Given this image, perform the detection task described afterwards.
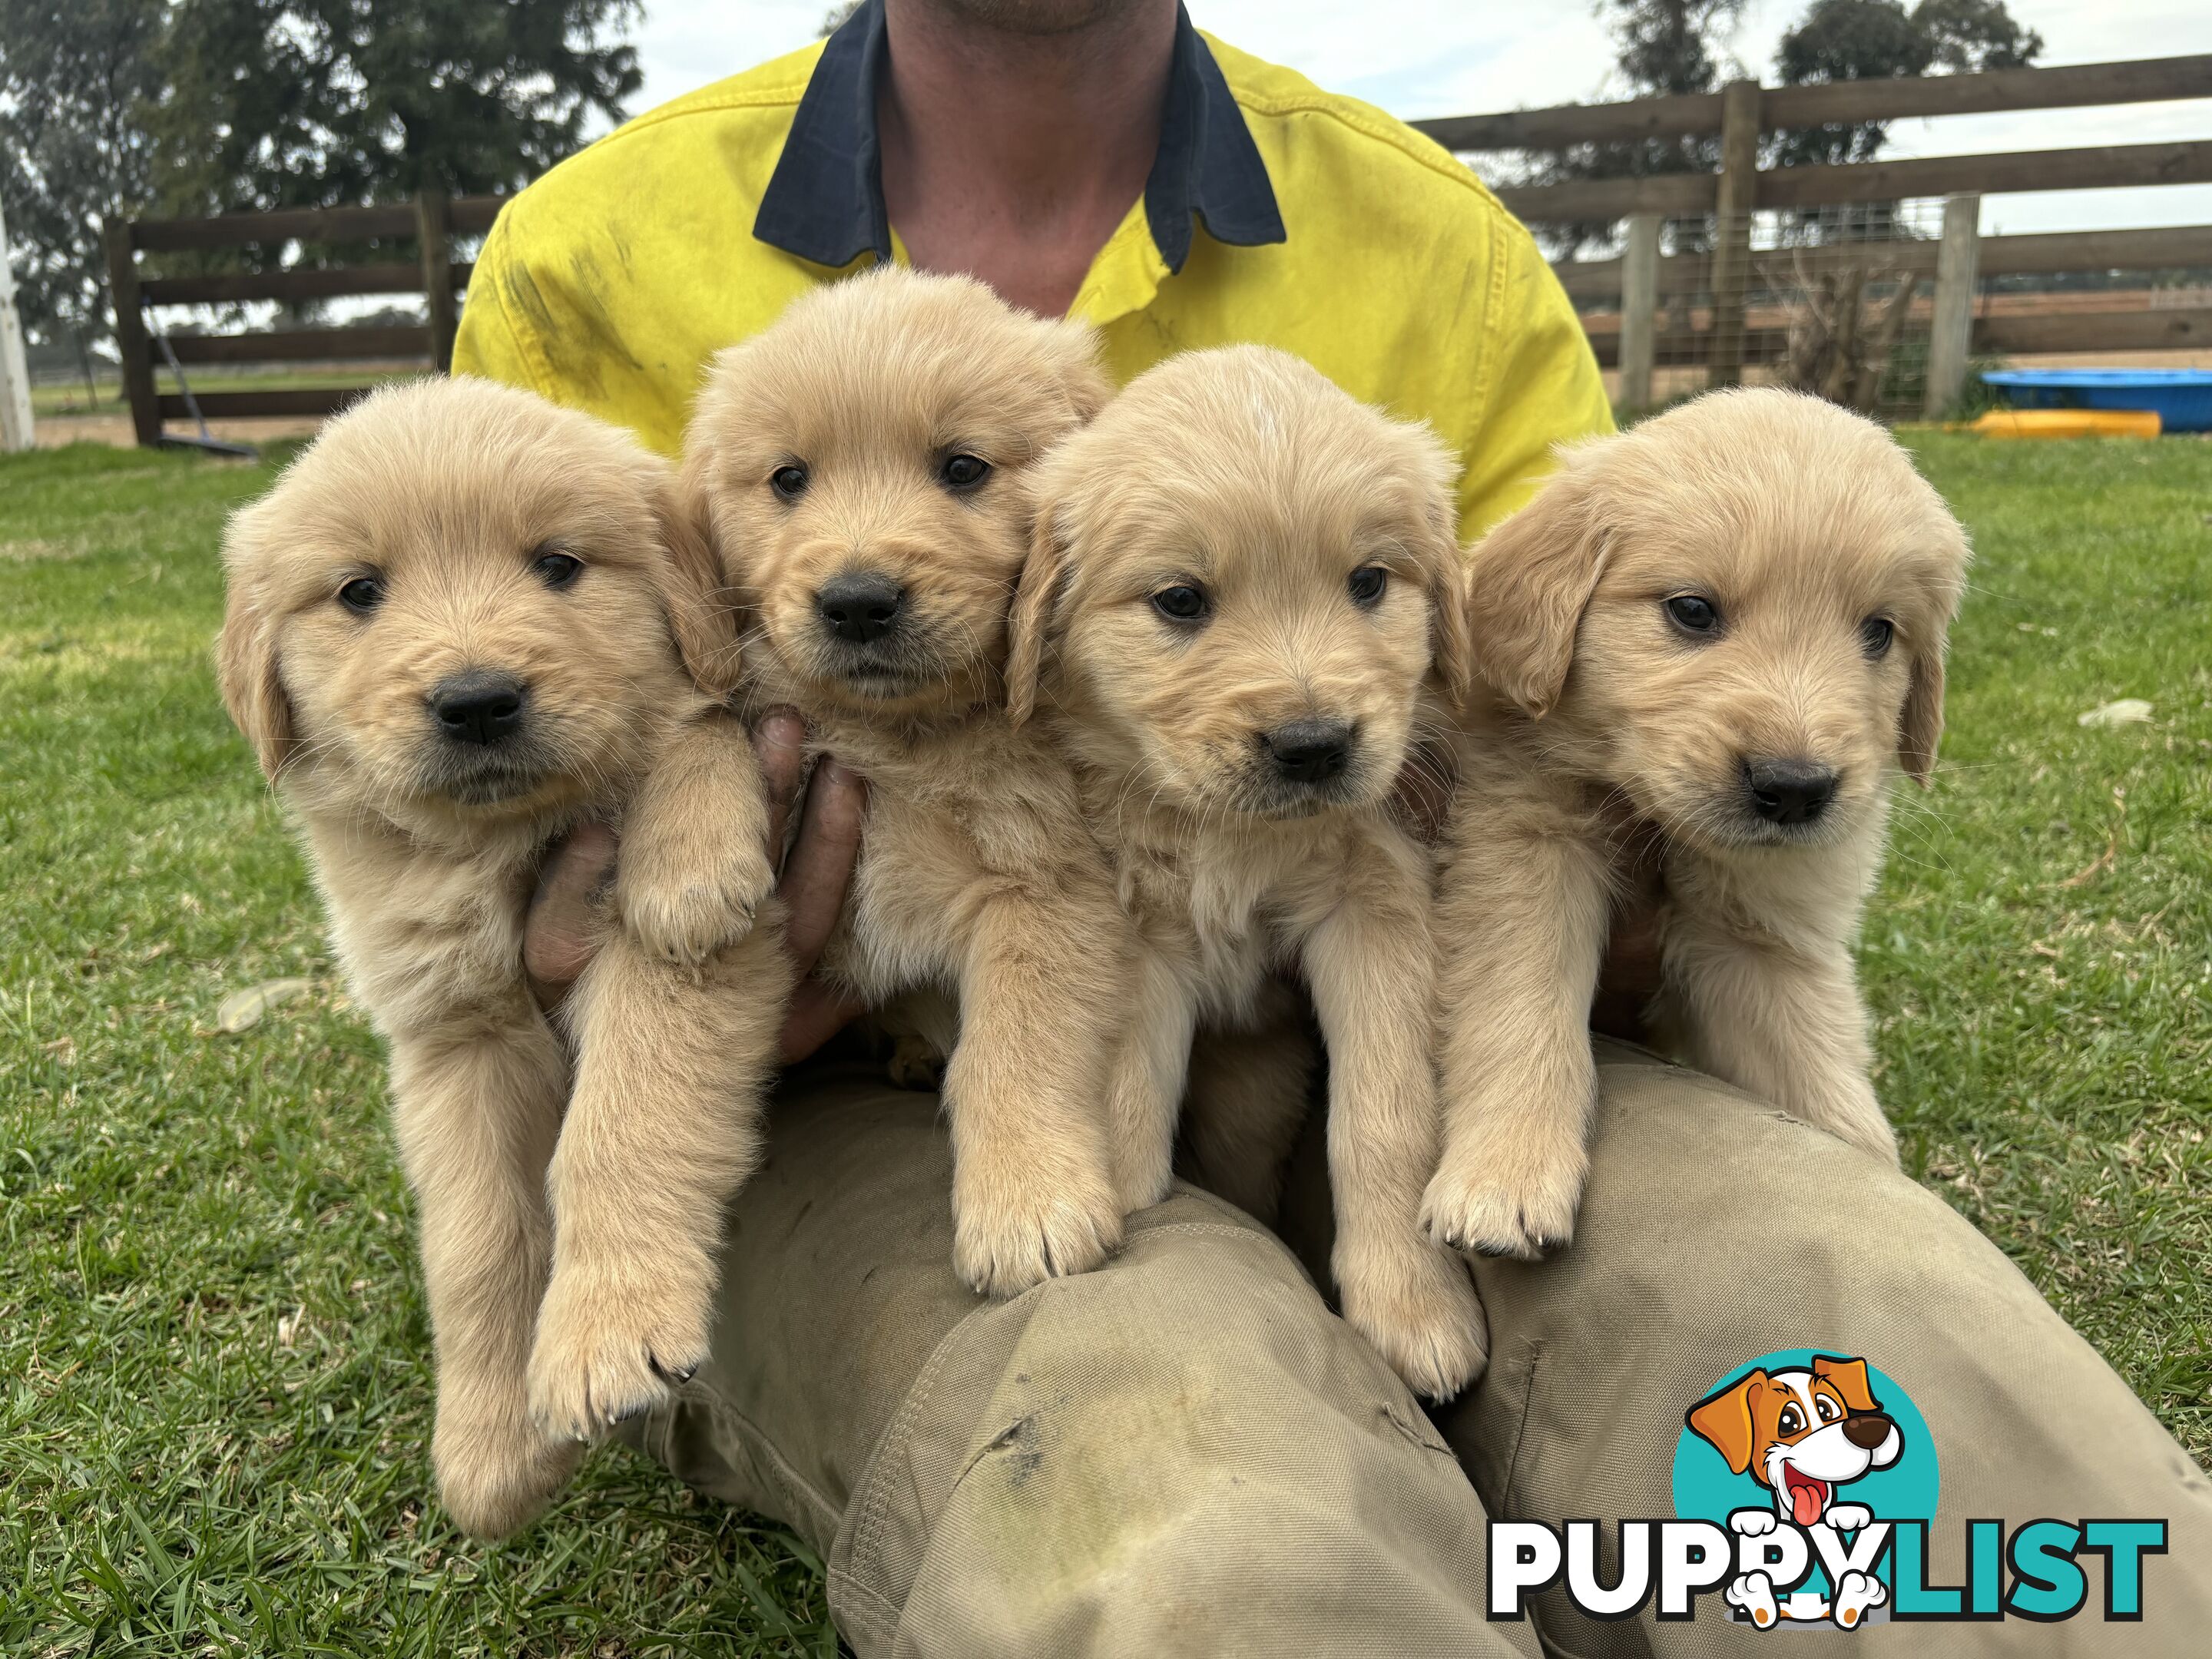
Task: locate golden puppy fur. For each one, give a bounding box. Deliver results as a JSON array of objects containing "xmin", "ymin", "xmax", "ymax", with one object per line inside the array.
[
  {"xmin": 218, "ymin": 379, "xmax": 791, "ymax": 1538},
  {"xmin": 1010, "ymin": 345, "xmax": 1489, "ymax": 1399},
  {"xmin": 684, "ymin": 267, "xmax": 1133, "ymax": 1296},
  {"xmin": 1423, "ymin": 389, "xmax": 1970, "ymax": 1260}
]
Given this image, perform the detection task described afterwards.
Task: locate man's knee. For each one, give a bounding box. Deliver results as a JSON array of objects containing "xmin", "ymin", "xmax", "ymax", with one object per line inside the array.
[{"xmin": 830, "ymin": 1193, "xmax": 1525, "ymax": 1656}]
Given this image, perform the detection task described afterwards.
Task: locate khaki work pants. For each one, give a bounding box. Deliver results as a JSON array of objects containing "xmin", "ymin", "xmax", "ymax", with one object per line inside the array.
[{"xmin": 627, "ymin": 1041, "xmax": 2212, "ymax": 1657}]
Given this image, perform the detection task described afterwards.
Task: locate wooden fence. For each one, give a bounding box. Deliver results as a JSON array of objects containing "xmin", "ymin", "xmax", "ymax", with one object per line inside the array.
[
  {"xmin": 1410, "ymin": 51, "xmax": 2212, "ymax": 412},
  {"xmin": 100, "ymin": 54, "xmax": 2212, "ymax": 442},
  {"xmin": 101, "ymin": 190, "xmax": 503, "ymax": 447}
]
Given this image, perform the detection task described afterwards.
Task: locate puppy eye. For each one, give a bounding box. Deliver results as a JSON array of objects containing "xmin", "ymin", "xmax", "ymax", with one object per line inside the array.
[
  {"xmin": 1664, "ymin": 594, "xmax": 1720, "ymax": 637},
  {"xmin": 770, "ymin": 463, "xmax": 810, "ymax": 501},
  {"xmin": 939, "ymin": 453, "xmax": 992, "ymax": 492},
  {"xmin": 533, "ymin": 551, "xmax": 584, "ymax": 591},
  {"xmin": 1860, "ymin": 616, "xmax": 1895, "ymax": 659},
  {"xmin": 1150, "ymin": 583, "xmax": 1211, "ymax": 624},
  {"xmin": 1347, "ymin": 565, "xmax": 1389, "ymax": 608},
  {"xmin": 337, "ymin": 575, "xmax": 386, "ymax": 615},
  {"xmin": 1778, "ymin": 1406, "xmax": 1801, "ymax": 1435},
  {"xmin": 1817, "ymin": 1396, "xmax": 1840, "ymax": 1422}
]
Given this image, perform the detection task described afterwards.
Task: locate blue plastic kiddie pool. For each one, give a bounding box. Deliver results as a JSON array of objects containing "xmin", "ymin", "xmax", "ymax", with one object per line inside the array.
[{"xmin": 1980, "ymin": 369, "xmax": 2212, "ymax": 433}]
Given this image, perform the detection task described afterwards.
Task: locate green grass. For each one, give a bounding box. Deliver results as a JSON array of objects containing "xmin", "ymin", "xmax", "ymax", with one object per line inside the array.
[
  {"xmin": 1, "ymin": 445, "xmax": 833, "ymax": 1656},
  {"xmin": 2, "ymin": 432, "xmax": 2208, "ymax": 1652}
]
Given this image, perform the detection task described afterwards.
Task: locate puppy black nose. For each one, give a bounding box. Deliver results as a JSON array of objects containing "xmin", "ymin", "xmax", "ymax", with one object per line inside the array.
[
  {"xmin": 1743, "ymin": 758, "xmax": 1837, "ymax": 826},
  {"xmin": 1843, "ymin": 1412, "xmax": 1893, "ymax": 1450},
  {"xmin": 1262, "ymin": 719, "xmax": 1356, "ymax": 786},
  {"xmin": 816, "ymin": 572, "xmax": 906, "ymax": 644},
  {"xmin": 430, "ymin": 671, "xmax": 527, "ymax": 747}
]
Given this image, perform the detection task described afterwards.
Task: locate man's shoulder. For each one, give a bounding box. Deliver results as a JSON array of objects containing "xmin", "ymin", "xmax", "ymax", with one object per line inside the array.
[
  {"xmin": 1204, "ymin": 33, "xmax": 1514, "ymax": 231},
  {"xmin": 492, "ymin": 40, "xmax": 825, "ymax": 242}
]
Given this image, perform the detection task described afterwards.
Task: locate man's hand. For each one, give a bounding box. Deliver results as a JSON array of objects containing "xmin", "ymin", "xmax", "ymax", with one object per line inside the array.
[{"xmin": 525, "ymin": 710, "xmax": 869, "ymax": 1063}]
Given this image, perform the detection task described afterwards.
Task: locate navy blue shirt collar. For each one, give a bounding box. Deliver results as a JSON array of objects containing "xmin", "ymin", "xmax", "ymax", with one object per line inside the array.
[{"xmin": 754, "ymin": 0, "xmax": 1284, "ymax": 274}]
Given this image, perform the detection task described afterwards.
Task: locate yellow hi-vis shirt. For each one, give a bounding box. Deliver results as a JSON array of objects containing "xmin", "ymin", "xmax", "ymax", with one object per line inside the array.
[{"xmin": 453, "ymin": 0, "xmax": 1612, "ymax": 538}]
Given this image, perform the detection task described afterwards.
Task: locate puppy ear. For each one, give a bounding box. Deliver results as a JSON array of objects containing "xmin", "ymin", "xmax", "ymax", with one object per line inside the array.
[
  {"xmin": 1042, "ymin": 317, "xmax": 1114, "ymax": 425},
  {"xmin": 1686, "ymin": 1369, "xmax": 1767, "ymax": 1475},
  {"xmin": 1412, "ymin": 493, "xmax": 1474, "ymax": 707},
  {"xmin": 651, "ymin": 472, "xmax": 742, "ymax": 697},
  {"xmin": 216, "ymin": 515, "xmax": 294, "ymax": 780},
  {"xmin": 1811, "ymin": 1355, "xmax": 1879, "ymax": 1414},
  {"xmin": 1896, "ymin": 640, "xmax": 1945, "ymax": 787},
  {"xmin": 1467, "ymin": 460, "xmax": 1611, "ymax": 720},
  {"xmin": 1005, "ymin": 500, "xmax": 1068, "ymax": 727}
]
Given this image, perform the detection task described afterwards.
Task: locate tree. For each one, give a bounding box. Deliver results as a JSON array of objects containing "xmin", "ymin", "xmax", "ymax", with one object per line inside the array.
[
  {"xmin": 0, "ymin": 0, "xmax": 164, "ymax": 358},
  {"xmin": 148, "ymin": 0, "xmax": 647, "ymax": 218},
  {"xmin": 1513, "ymin": 2, "xmax": 1748, "ymax": 257},
  {"xmin": 1771, "ymin": 0, "xmax": 2044, "ymax": 167}
]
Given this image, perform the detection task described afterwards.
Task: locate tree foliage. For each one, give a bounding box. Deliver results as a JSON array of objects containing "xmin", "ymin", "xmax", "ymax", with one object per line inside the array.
[
  {"xmin": 148, "ymin": 0, "xmax": 644, "ymax": 218},
  {"xmin": 0, "ymin": 0, "xmax": 165, "ymax": 348},
  {"xmin": 1773, "ymin": 0, "xmax": 2045, "ymax": 167},
  {"xmin": 1518, "ymin": 0, "xmax": 2044, "ymax": 255},
  {"xmin": 0, "ymin": 0, "xmax": 644, "ymax": 347}
]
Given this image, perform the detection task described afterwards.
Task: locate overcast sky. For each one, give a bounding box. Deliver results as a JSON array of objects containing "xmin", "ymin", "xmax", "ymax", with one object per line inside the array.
[{"xmin": 625, "ymin": 1, "xmax": 2212, "ymax": 237}]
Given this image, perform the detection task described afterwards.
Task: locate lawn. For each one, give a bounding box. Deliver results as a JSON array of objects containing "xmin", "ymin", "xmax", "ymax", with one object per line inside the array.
[{"xmin": 2, "ymin": 432, "xmax": 2207, "ymax": 1654}]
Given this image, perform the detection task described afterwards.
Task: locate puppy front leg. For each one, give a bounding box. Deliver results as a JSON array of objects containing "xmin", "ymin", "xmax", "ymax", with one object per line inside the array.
[
  {"xmin": 1306, "ymin": 871, "xmax": 1488, "ymax": 1401},
  {"xmin": 1663, "ymin": 912, "xmax": 1897, "ymax": 1164},
  {"xmin": 387, "ymin": 1012, "xmax": 581, "ymax": 1538},
  {"xmin": 528, "ymin": 917, "xmax": 793, "ymax": 1441},
  {"xmin": 1421, "ymin": 777, "xmax": 1614, "ymax": 1258},
  {"xmin": 615, "ymin": 707, "xmax": 777, "ymax": 968},
  {"xmin": 1104, "ymin": 943, "xmax": 1197, "ymax": 1215},
  {"xmin": 944, "ymin": 891, "xmax": 1125, "ymax": 1297}
]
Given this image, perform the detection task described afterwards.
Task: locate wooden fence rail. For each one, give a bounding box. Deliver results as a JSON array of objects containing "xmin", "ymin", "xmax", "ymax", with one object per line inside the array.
[
  {"xmin": 102, "ymin": 190, "xmax": 504, "ymax": 447},
  {"xmin": 1414, "ymin": 51, "xmax": 2212, "ymax": 395},
  {"xmin": 1551, "ymin": 224, "xmax": 2212, "ymax": 302},
  {"xmin": 1410, "ymin": 52, "xmax": 2212, "ymax": 152},
  {"xmin": 101, "ymin": 55, "xmax": 2212, "ymax": 444}
]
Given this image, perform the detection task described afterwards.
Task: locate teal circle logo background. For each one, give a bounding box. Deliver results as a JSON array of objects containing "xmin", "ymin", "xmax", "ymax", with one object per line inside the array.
[{"xmin": 1671, "ymin": 1349, "xmax": 1939, "ymax": 1591}]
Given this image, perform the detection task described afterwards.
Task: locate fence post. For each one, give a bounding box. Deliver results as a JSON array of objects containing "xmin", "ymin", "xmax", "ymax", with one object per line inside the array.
[
  {"xmin": 0, "ymin": 188, "xmax": 35, "ymax": 452},
  {"xmin": 1922, "ymin": 192, "xmax": 1982, "ymax": 419},
  {"xmin": 101, "ymin": 220, "xmax": 161, "ymax": 448},
  {"xmin": 1618, "ymin": 214, "xmax": 1661, "ymax": 412},
  {"xmin": 1707, "ymin": 78, "xmax": 1762, "ymax": 389},
  {"xmin": 416, "ymin": 188, "xmax": 457, "ymax": 373}
]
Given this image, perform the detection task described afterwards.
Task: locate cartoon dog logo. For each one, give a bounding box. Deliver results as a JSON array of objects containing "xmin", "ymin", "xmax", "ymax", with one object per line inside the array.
[{"xmin": 1686, "ymin": 1354, "xmax": 1903, "ymax": 1628}]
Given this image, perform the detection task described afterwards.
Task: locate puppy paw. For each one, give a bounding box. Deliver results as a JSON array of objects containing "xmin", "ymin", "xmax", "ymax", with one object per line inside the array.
[
  {"xmin": 1730, "ymin": 1507, "xmax": 1779, "ymax": 1537},
  {"xmin": 525, "ymin": 1265, "xmax": 711, "ymax": 1443},
  {"xmin": 1419, "ymin": 1133, "xmax": 1588, "ymax": 1261},
  {"xmin": 951, "ymin": 1175, "xmax": 1123, "ymax": 1300},
  {"xmin": 886, "ymin": 1034, "xmax": 948, "ymax": 1092},
  {"xmin": 1826, "ymin": 1502, "xmax": 1873, "ymax": 1533},
  {"xmin": 618, "ymin": 839, "xmax": 776, "ymax": 967},
  {"xmin": 1338, "ymin": 1238, "xmax": 1489, "ymax": 1402},
  {"xmin": 1727, "ymin": 1571, "xmax": 1780, "ymax": 1629},
  {"xmin": 432, "ymin": 1392, "xmax": 582, "ymax": 1539}
]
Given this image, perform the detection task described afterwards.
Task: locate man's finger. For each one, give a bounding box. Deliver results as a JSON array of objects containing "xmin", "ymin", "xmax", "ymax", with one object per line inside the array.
[
  {"xmin": 781, "ymin": 757, "xmax": 867, "ymax": 975},
  {"xmin": 753, "ymin": 707, "xmax": 807, "ymax": 863},
  {"xmin": 780, "ymin": 978, "xmax": 869, "ymax": 1065},
  {"xmin": 524, "ymin": 820, "xmax": 619, "ymax": 1010}
]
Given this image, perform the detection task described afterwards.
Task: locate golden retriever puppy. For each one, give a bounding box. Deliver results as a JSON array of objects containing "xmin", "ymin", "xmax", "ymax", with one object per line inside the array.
[
  {"xmin": 683, "ymin": 267, "xmax": 1131, "ymax": 1296},
  {"xmin": 1422, "ymin": 389, "xmax": 1970, "ymax": 1260},
  {"xmin": 1008, "ymin": 345, "xmax": 1489, "ymax": 1399},
  {"xmin": 218, "ymin": 379, "xmax": 792, "ymax": 1537}
]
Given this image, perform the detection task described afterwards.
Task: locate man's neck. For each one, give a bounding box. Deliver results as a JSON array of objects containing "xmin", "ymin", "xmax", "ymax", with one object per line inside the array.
[{"xmin": 878, "ymin": 0, "xmax": 1179, "ymax": 318}]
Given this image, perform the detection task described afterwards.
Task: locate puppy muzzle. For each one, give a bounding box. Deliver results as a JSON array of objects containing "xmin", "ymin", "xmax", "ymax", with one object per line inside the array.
[{"xmin": 412, "ymin": 669, "xmax": 555, "ymax": 804}]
